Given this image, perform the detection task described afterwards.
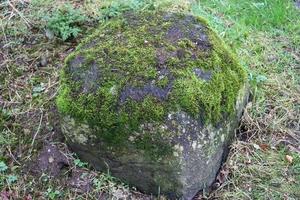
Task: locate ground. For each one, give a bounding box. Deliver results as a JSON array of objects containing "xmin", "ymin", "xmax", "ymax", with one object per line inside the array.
[{"xmin": 0, "ymin": 0, "xmax": 299, "ymax": 199}]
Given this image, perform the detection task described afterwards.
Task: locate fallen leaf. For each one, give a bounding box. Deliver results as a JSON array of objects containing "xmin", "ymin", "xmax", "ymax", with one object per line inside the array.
[{"xmin": 259, "ymin": 143, "xmax": 269, "ymax": 151}]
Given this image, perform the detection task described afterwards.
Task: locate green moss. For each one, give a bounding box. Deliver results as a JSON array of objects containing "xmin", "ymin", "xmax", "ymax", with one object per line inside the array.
[
  {"xmin": 57, "ymin": 11, "xmax": 247, "ymax": 154},
  {"xmin": 157, "ymin": 76, "xmax": 169, "ymax": 88},
  {"xmin": 56, "ymin": 86, "xmax": 71, "ymax": 113},
  {"xmin": 178, "ymin": 38, "xmax": 196, "ymax": 49}
]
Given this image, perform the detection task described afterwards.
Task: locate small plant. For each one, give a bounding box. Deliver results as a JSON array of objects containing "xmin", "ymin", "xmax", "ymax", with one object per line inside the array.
[
  {"xmin": 6, "ymin": 175, "xmax": 18, "ymax": 184},
  {"xmin": 45, "ymin": 188, "xmax": 61, "ymax": 200},
  {"xmin": 32, "ymin": 83, "xmax": 46, "ymax": 97},
  {"xmin": 98, "ymin": 0, "xmax": 155, "ymax": 21},
  {"xmin": 46, "ymin": 4, "xmax": 86, "ymax": 41},
  {"xmin": 249, "ymin": 73, "xmax": 267, "ymax": 85},
  {"xmin": 0, "ymin": 161, "xmax": 8, "ymax": 172},
  {"xmin": 99, "ymin": 2, "xmax": 124, "ymax": 20},
  {"xmin": 74, "ymin": 158, "xmax": 88, "ymax": 168}
]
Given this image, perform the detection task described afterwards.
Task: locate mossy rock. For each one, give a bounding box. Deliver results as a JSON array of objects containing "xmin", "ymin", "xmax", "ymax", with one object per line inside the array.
[{"xmin": 57, "ymin": 11, "xmax": 248, "ymax": 199}]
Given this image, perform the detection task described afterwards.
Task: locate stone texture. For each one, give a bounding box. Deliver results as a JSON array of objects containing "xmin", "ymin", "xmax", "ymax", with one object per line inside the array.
[{"xmin": 57, "ymin": 11, "xmax": 248, "ymax": 199}]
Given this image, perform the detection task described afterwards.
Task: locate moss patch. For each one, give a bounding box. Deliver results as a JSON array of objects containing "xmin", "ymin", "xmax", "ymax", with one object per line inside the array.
[{"xmin": 57, "ymin": 11, "xmax": 246, "ymax": 148}]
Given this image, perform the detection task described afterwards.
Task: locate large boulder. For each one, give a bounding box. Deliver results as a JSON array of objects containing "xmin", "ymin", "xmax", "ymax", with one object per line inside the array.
[{"xmin": 57, "ymin": 11, "xmax": 248, "ymax": 199}]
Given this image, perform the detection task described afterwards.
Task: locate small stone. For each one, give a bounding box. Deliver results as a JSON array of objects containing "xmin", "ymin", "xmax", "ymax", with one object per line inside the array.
[
  {"xmin": 45, "ymin": 29, "xmax": 54, "ymax": 40},
  {"xmin": 173, "ymin": 152, "xmax": 179, "ymax": 157},
  {"xmin": 221, "ymin": 134, "xmax": 225, "ymax": 142},
  {"xmin": 40, "ymin": 55, "xmax": 48, "ymax": 67},
  {"xmin": 48, "ymin": 156, "xmax": 54, "ymax": 163},
  {"xmin": 193, "ymin": 68, "xmax": 212, "ymax": 81},
  {"xmin": 128, "ymin": 136, "xmax": 135, "ymax": 142},
  {"xmin": 285, "ymin": 155, "xmax": 293, "ymax": 164},
  {"xmin": 192, "ymin": 141, "xmax": 197, "ymax": 150}
]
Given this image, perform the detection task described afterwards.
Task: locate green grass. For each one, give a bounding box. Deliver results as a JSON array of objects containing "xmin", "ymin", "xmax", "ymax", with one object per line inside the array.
[
  {"xmin": 196, "ymin": 0, "xmax": 297, "ymax": 29},
  {"xmin": 0, "ymin": 0, "xmax": 299, "ymax": 199},
  {"xmin": 191, "ymin": 0, "xmax": 300, "ymax": 199}
]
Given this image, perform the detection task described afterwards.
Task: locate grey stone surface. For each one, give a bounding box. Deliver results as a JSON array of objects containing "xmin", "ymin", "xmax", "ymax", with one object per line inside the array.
[{"xmin": 61, "ymin": 83, "xmax": 248, "ymax": 199}]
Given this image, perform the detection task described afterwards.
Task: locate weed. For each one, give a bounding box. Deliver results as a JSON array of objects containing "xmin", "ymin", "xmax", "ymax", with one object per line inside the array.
[
  {"xmin": 98, "ymin": 0, "xmax": 191, "ymax": 17},
  {"xmin": 0, "ymin": 161, "xmax": 8, "ymax": 172},
  {"xmin": 0, "ymin": 161, "xmax": 7, "ymax": 188},
  {"xmin": 6, "ymin": 174, "xmax": 18, "ymax": 184},
  {"xmin": 46, "ymin": 4, "xmax": 86, "ymax": 41},
  {"xmin": 74, "ymin": 158, "xmax": 88, "ymax": 168},
  {"xmin": 98, "ymin": 0, "xmax": 155, "ymax": 21},
  {"xmin": 45, "ymin": 188, "xmax": 61, "ymax": 199},
  {"xmin": 0, "ymin": 161, "xmax": 18, "ymax": 188},
  {"xmin": 98, "ymin": 2, "xmax": 126, "ymax": 20},
  {"xmin": 32, "ymin": 83, "xmax": 46, "ymax": 97}
]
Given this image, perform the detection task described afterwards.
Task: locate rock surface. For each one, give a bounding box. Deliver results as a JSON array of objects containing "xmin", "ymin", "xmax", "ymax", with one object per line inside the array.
[{"xmin": 57, "ymin": 11, "xmax": 248, "ymax": 199}]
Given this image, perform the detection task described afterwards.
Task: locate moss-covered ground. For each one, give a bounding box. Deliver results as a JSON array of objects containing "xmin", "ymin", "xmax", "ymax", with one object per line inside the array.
[{"xmin": 0, "ymin": 0, "xmax": 299, "ymax": 199}]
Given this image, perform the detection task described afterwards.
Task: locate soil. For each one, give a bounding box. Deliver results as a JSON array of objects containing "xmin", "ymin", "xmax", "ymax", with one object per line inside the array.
[
  {"xmin": 29, "ymin": 143, "xmax": 69, "ymax": 177},
  {"xmin": 27, "ymin": 142, "xmax": 155, "ymax": 199},
  {"xmin": 68, "ymin": 168, "xmax": 95, "ymax": 193}
]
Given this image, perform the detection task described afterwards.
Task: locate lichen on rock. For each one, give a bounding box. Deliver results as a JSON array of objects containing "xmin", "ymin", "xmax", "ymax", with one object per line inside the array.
[{"xmin": 57, "ymin": 10, "xmax": 248, "ymax": 199}]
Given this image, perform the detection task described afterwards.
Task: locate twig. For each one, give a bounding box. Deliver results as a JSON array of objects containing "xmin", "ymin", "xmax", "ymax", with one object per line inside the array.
[
  {"xmin": 31, "ymin": 110, "xmax": 43, "ymax": 147},
  {"xmin": 0, "ymin": 18, "xmax": 8, "ymax": 43},
  {"xmin": 7, "ymin": 0, "xmax": 31, "ymax": 28},
  {"xmin": 7, "ymin": 146, "xmax": 21, "ymax": 166}
]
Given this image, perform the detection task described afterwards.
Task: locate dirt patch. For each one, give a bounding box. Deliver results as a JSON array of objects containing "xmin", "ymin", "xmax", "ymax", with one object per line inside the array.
[
  {"xmin": 68, "ymin": 168, "xmax": 95, "ymax": 193},
  {"xmin": 29, "ymin": 144, "xmax": 69, "ymax": 177},
  {"xmin": 67, "ymin": 167, "xmax": 154, "ymax": 199}
]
